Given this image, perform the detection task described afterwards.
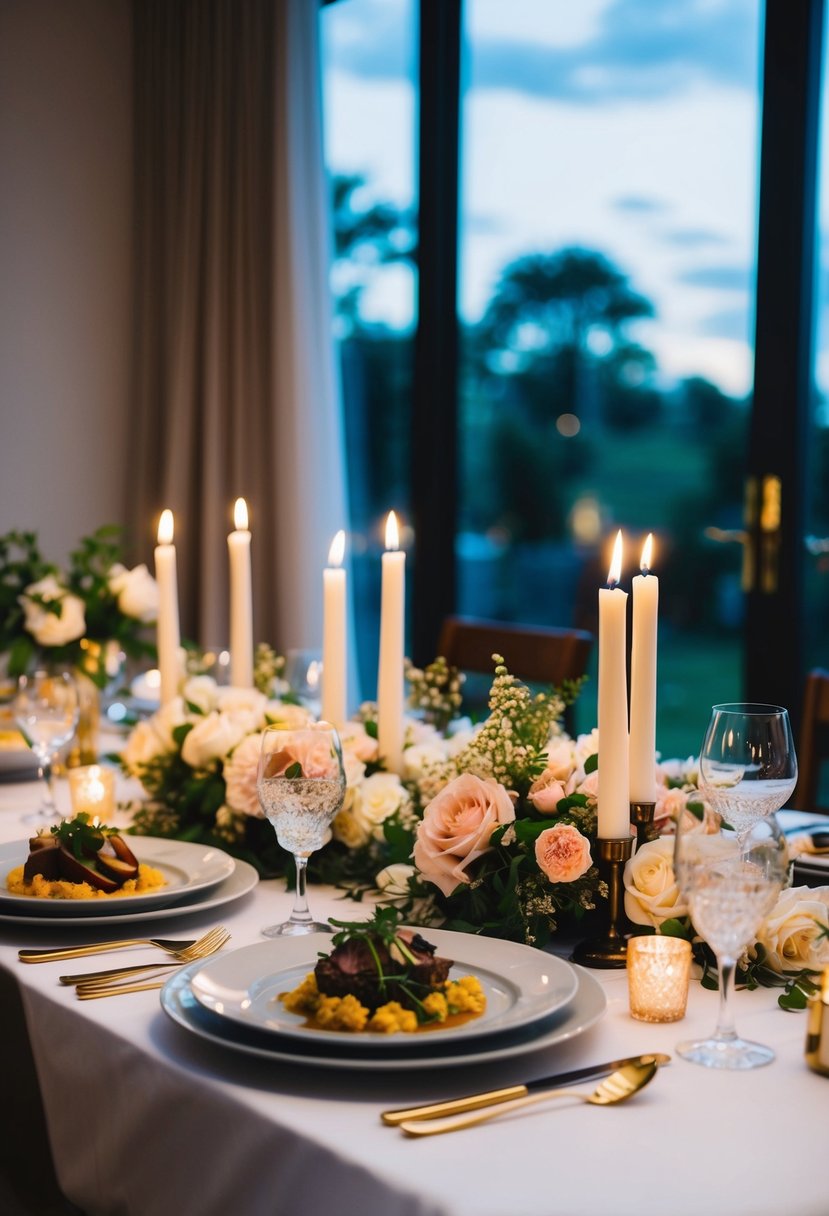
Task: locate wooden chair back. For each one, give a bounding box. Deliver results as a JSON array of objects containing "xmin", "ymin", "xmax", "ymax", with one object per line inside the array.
[
  {"xmin": 437, "ymin": 616, "xmax": 593, "ymax": 730},
  {"xmin": 794, "ymin": 669, "xmax": 829, "ymax": 814}
]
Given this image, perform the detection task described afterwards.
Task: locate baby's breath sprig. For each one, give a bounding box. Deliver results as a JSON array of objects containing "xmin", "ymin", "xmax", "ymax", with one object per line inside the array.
[
  {"xmin": 405, "ymin": 656, "xmax": 465, "ymax": 733},
  {"xmin": 253, "ymin": 643, "xmax": 286, "ymax": 696}
]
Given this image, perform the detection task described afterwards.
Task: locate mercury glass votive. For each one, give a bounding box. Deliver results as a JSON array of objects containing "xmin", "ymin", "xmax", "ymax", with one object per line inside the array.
[
  {"xmin": 627, "ymin": 935, "xmax": 692, "ymax": 1023},
  {"xmin": 68, "ymin": 764, "xmax": 116, "ymax": 822}
]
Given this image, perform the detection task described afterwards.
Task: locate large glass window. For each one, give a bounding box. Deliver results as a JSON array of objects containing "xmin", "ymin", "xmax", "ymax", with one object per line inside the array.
[
  {"xmin": 457, "ymin": 0, "xmax": 763, "ymax": 756},
  {"xmin": 320, "ymin": 0, "xmax": 418, "ymax": 695}
]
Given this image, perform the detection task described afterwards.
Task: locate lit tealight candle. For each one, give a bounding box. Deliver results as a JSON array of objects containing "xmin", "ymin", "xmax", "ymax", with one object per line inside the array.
[
  {"xmin": 597, "ymin": 530, "xmax": 629, "ymax": 838},
  {"xmin": 627, "ymin": 935, "xmax": 692, "ymax": 1023},
  {"xmin": 630, "ymin": 533, "xmax": 659, "ymax": 803},
  {"xmin": 68, "ymin": 765, "xmax": 116, "ymax": 823},
  {"xmin": 228, "ymin": 497, "xmax": 254, "ymax": 689},
  {"xmin": 154, "ymin": 510, "xmax": 181, "ymax": 706},
  {"xmin": 377, "ymin": 511, "xmax": 405, "ymax": 775},
  {"xmin": 322, "ymin": 530, "xmax": 347, "ymax": 725}
]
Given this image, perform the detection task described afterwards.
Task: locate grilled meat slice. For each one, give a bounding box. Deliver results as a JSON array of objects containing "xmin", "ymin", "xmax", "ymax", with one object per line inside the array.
[{"xmin": 314, "ymin": 929, "xmax": 452, "ymax": 1011}]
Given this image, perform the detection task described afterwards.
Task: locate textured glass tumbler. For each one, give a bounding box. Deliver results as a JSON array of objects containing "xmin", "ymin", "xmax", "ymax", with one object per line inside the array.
[{"xmin": 627, "ymin": 936, "xmax": 692, "ymax": 1023}]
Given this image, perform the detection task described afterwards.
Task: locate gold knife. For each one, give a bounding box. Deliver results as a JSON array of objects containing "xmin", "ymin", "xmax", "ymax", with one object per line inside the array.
[{"xmin": 380, "ymin": 1053, "xmax": 670, "ymax": 1125}]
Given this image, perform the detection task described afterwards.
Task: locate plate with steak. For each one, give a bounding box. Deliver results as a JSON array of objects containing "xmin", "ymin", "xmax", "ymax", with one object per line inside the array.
[{"xmin": 189, "ymin": 918, "xmax": 579, "ymax": 1049}]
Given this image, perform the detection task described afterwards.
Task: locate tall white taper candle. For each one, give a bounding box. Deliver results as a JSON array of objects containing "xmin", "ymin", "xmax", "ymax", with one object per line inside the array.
[
  {"xmin": 597, "ymin": 530, "xmax": 630, "ymax": 838},
  {"xmin": 630, "ymin": 533, "xmax": 658, "ymax": 803},
  {"xmin": 377, "ymin": 511, "xmax": 405, "ymax": 775},
  {"xmin": 228, "ymin": 497, "xmax": 253, "ymax": 688},
  {"xmin": 322, "ymin": 530, "xmax": 347, "ymax": 725},
  {"xmin": 154, "ymin": 509, "xmax": 181, "ymax": 707}
]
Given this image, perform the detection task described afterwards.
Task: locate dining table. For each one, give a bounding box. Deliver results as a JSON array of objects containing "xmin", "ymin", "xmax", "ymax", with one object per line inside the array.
[{"xmin": 0, "ymin": 746, "xmax": 826, "ymax": 1216}]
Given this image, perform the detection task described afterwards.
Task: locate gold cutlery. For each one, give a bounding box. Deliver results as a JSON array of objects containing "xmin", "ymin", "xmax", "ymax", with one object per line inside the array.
[
  {"xmin": 398, "ymin": 1061, "xmax": 658, "ymax": 1137},
  {"xmin": 76, "ymin": 979, "xmax": 167, "ymax": 1000},
  {"xmin": 381, "ymin": 1052, "xmax": 670, "ymax": 1125},
  {"xmin": 19, "ymin": 934, "xmax": 200, "ymax": 963},
  {"xmin": 60, "ymin": 926, "xmax": 231, "ymax": 986}
]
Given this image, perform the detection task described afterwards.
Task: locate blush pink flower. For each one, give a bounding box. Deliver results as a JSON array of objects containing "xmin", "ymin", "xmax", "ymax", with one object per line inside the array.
[
  {"xmin": 224, "ymin": 732, "xmax": 265, "ymax": 817},
  {"xmin": 414, "ymin": 773, "xmax": 516, "ymax": 898},
  {"xmin": 528, "ymin": 770, "xmax": 568, "ymax": 815},
  {"xmin": 264, "ymin": 730, "xmax": 340, "ymax": 779},
  {"xmin": 534, "ymin": 824, "xmax": 592, "ymax": 884}
]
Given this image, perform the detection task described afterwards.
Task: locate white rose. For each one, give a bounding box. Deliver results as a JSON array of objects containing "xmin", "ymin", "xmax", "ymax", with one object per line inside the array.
[
  {"xmin": 182, "ymin": 676, "xmax": 220, "ymax": 715},
  {"xmin": 338, "ymin": 721, "xmax": 379, "ymax": 763},
  {"xmin": 543, "ymin": 737, "xmax": 577, "ymax": 781},
  {"xmin": 623, "ymin": 836, "xmax": 688, "ymax": 928},
  {"xmin": 342, "ymin": 751, "xmax": 366, "ymax": 808},
  {"xmin": 181, "ymin": 711, "xmax": 245, "ymax": 768},
  {"xmin": 755, "ymin": 886, "xmax": 829, "ymax": 973},
  {"xmin": 351, "ymin": 772, "xmax": 409, "ymax": 842},
  {"xmin": 376, "ymin": 863, "xmax": 417, "ymax": 903},
  {"xmin": 404, "ymin": 718, "xmax": 443, "ymax": 748},
  {"xmin": 20, "ymin": 575, "xmax": 86, "ymax": 647},
  {"xmin": 122, "ymin": 719, "xmax": 166, "ymax": 776},
  {"xmin": 107, "ymin": 563, "xmax": 159, "ymax": 622},
  {"xmin": 216, "ymin": 687, "xmax": 268, "ymax": 731},
  {"xmin": 264, "ymin": 700, "xmax": 314, "ymax": 730},
  {"xmin": 402, "ymin": 742, "xmax": 448, "ymax": 783},
  {"xmin": 150, "ymin": 697, "xmax": 190, "ymax": 750},
  {"xmin": 574, "ymin": 729, "xmax": 600, "ymax": 767},
  {"xmin": 223, "ymin": 731, "xmax": 265, "ymax": 817}
]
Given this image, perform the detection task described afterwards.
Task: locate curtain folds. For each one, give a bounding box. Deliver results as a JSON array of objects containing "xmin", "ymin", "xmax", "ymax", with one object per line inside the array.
[{"xmin": 128, "ymin": 0, "xmax": 346, "ymax": 657}]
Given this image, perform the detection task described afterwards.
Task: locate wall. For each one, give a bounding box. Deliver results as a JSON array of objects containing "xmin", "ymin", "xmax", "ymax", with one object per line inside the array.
[{"xmin": 0, "ymin": 0, "xmax": 132, "ymax": 563}]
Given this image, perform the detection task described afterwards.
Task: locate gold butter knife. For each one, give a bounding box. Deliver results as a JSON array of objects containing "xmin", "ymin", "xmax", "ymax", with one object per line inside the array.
[{"xmin": 380, "ymin": 1053, "xmax": 670, "ymax": 1125}]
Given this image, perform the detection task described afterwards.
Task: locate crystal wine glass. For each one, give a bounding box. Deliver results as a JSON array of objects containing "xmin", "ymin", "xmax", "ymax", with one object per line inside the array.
[
  {"xmin": 15, "ymin": 670, "xmax": 80, "ymax": 824},
  {"xmin": 673, "ymin": 810, "xmax": 788, "ymax": 1068},
  {"xmin": 698, "ymin": 703, "xmax": 797, "ymax": 833},
  {"xmin": 256, "ymin": 725, "xmax": 346, "ymax": 936}
]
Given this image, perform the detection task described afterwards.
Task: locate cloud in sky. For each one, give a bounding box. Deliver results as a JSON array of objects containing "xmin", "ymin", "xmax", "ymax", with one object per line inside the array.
[
  {"xmin": 678, "ymin": 265, "xmax": 752, "ymax": 291},
  {"xmin": 662, "ymin": 227, "xmax": 731, "ymax": 248},
  {"xmin": 697, "ymin": 306, "xmax": 753, "ymax": 342},
  {"xmin": 325, "ymin": 0, "xmax": 757, "ymax": 104},
  {"xmin": 612, "ymin": 195, "xmax": 671, "ymax": 215}
]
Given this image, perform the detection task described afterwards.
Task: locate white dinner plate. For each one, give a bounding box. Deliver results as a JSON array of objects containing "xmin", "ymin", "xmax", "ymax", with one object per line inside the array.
[
  {"xmin": 189, "ymin": 930, "xmax": 578, "ymax": 1049},
  {"xmin": 0, "ymin": 836, "xmax": 236, "ymax": 917},
  {"xmin": 162, "ymin": 956, "xmax": 606, "ymax": 1072},
  {"xmin": 0, "ymin": 855, "xmax": 258, "ymax": 928}
]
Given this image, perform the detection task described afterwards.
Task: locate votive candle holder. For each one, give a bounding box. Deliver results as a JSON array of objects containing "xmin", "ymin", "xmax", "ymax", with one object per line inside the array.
[
  {"xmin": 68, "ymin": 764, "xmax": 116, "ymax": 823},
  {"xmin": 627, "ymin": 935, "xmax": 692, "ymax": 1023}
]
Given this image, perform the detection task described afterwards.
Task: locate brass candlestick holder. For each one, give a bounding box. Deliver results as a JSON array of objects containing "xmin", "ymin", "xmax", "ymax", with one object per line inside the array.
[
  {"xmin": 630, "ymin": 801, "xmax": 657, "ymax": 851},
  {"xmin": 572, "ymin": 836, "xmax": 634, "ymax": 968}
]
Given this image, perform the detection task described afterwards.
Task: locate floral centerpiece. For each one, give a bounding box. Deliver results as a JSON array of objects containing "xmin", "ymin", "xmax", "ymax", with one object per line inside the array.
[
  {"xmin": 121, "ymin": 651, "xmax": 829, "ymax": 1003},
  {"xmin": 0, "ymin": 527, "xmax": 158, "ymax": 686}
]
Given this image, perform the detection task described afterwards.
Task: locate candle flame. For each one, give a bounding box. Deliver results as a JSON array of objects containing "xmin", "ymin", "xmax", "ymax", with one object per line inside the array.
[
  {"xmin": 640, "ymin": 532, "xmax": 654, "ymax": 575},
  {"xmin": 157, "ymin": 509, "xmax": 174, "ymax": 545},
  {"xmin": 328, "ymin": 529, "xmax": 346, "ymax": 567},
  {"xmin": 385, "ymin": 511, "xmax": 400, "ymax": 552},
  {"xmin": 607, "ymin": 529, "xmax": 623, "ymax": 588},
  {"xmin": 233, "ymin": 497, "xmax": 249, "ymax": 531}
]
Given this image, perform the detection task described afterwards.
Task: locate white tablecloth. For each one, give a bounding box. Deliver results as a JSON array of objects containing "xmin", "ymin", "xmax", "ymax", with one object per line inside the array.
[{"xmin": 0, "ymin": 761, "xmax": 826, "ymax": 1216}]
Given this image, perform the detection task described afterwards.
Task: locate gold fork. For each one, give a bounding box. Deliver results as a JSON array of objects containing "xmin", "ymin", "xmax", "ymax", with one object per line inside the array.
[
  {"xmin": 72, "ymin": 927, "xmax": 230, "ymax": 997},
  {"xmin": 20, "ymin": 934, "xmax": 200, "ymax": 964},
  {"xmin": 60, "ymin": 926, "xmax": 230, "ymax": 986}
]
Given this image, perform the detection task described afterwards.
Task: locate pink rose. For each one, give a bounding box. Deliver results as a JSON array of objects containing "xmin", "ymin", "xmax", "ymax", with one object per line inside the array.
[
  {"xmin": 263, "ymin": 730, "xmax": 340, "ymax": 779},
  {"xmin": 654, "ymin": 786, "xmax": 689, "ymax": 832},
  {"xmin": 528, "ymin": 770, "xmax": 567, "ymax": 814},
  {"xmin": 535, "ymin": 824, "xmax": 592, "ymax": 884},
  {"xmin": 224, "ymin": 732, "xmax": 265, "ymax": 817},
  {"xmin": 414, "ymin": 774, "xmax": 516, "ymax": 898}
]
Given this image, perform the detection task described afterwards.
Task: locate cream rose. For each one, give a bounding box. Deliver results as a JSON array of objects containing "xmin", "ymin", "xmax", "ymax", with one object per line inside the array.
[
  {"xmin": 376, "ymin": 863, "xmax": 417, "ymax": 902},
  {"xmin": 107, "ymin": 562, "xmax": 159, "ymax": 622},
  {"xmin": 755, "ymin": 886, "xmax": 829, "ymax": 973},
  {"xmin": 332, "ymin": 809, "xmax": 368, "ymax": 849},
  {"xmin": 534, "ymin": 824, "xmax": 592, "ymax": 883},
  {"xmin": 264, "ymin": 701, "xmax": 314, "ymax": 730},
  {"xmin": 150, "ymin": 697, "xmax": 190, "ymax": 750},
  {"xmin": 181, "ymin": 712, "xmax": 245, "ymax": 769},
  {"xmin": 216, "ymin": 687, "xmax": 268, "ymax": 731},
  {"xmin": 351, "ymin": 772, "xmax": 409, "ymax": 842},
  {"xmin": 574, "ymin": 729, "xmax": 600, "ymax": 767},
  {"xmin": 528, "ymin": 770, "xmax": 568, "ymax": 814},
  {"xmin": 414, "ymin": 773, "xmax": 515, "ymax": 898},
  {"xmin": 20, "ymin": 575, "xmax": 86, "ymax": 647},
  {"xmin": 182, "ymin": 676, "xmax": 220, "ymax": 715},
  {"xmin": 542, "ymin": 737, "xmax": 576, "ymax": 782},
  {"xmin": 121, "ymin": 719, "xmax": 166, "ymax": 775},
  {"xmin": 402, "ymin": 742, "xmax": 448, "ymax": 783},
  {"xmin": 623, "ymin": 836, "xmax": 688, "ymax": 928},
  {"xmin": 338, "ymin": 721, "xmax": 379, "ymax": 763},
  {"xmin": 223, "ymin": 731, "xmax": 265, "ymax": 817}
]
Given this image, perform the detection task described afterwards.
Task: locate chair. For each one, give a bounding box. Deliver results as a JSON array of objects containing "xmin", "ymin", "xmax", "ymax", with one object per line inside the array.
[
  {"xmin": 436, "ymin": 616, "xmax": 594, "ymax": 731},
  {"xmin": 794, "ymin": 669, "xmax": 829, "ymax": 815}
]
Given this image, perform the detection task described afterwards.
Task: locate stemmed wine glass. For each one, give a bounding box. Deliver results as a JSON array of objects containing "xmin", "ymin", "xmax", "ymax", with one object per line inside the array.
[
  {"xmin": 698, "ymin": 703, "xmax": 797, "ymax": 833},
  {"xmin": 673, "ymin": 810, "xmax": 788, "ymax": 1068},
  {"xmin": 15, "ymin": 670, "xmax": 80, "ymax": 824},
  {"xmin": 256, "ymin": 725, "xmax": 346, "ymax": 936}
]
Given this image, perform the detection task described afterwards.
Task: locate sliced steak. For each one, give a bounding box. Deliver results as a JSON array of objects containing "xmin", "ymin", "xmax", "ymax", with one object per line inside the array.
[{"xmin": 314, "ymin": 930, "xmax": 453, "ymax": 1011}]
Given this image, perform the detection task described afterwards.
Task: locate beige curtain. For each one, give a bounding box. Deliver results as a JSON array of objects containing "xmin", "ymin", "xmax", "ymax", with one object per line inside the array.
[{"xmin": 128, "ymin": 0, "xmax": 346, "ymax": 655}]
